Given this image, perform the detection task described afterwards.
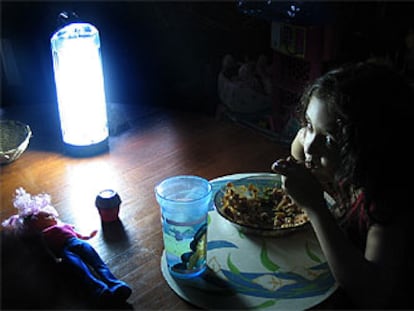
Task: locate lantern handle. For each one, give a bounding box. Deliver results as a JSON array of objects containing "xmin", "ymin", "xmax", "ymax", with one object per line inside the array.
[{"xmin": 57, "ymin": 11, "xmax": 82, "ymax": 28}]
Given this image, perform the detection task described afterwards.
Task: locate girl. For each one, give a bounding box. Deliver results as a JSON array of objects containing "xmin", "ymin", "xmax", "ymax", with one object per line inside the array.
[{"xmin": 272, "ymin": 60, "xmax": 413, "ymax": 308}]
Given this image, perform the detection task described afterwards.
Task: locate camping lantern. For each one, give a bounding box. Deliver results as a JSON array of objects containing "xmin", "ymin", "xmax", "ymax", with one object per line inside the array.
[{"xmin": 51, "ymin": 13, "xmax": 109, "ymax": 155}]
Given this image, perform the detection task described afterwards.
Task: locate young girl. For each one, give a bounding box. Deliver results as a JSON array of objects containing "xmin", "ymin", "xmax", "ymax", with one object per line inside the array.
[
  {"xmin": 271, "ymin": 60, "xmax": 413, "ymax": 308},
  {"xmin": 2, "ymin": 187, "xmax": 132, "ymax": 306}
]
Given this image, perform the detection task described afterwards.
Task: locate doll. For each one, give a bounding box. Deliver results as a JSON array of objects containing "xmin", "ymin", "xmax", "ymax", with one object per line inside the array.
[{"xmin": 2, "ymin": 187, "xmax": 132, "ymax": 305}]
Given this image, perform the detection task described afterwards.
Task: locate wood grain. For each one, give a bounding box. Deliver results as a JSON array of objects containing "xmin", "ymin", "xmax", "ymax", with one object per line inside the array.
[{"xmin": 0, "ymin": 108, "xmax": 290, "ymax": 309}]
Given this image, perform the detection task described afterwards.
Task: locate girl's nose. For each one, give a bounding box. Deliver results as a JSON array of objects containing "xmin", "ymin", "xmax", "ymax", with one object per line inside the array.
[{"xmin": 303, "ymin": 131, "xmax": 317, "ymax": 156}]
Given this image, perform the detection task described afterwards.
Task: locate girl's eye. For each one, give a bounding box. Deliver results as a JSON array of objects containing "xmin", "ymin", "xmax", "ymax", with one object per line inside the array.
[
  {"xmin": 326, "ymin": 135, "xmax": 332, "ymax": 146},
  {"xmin": 325, "ymin": 135, "xmax": 336, "ymax": 148}
]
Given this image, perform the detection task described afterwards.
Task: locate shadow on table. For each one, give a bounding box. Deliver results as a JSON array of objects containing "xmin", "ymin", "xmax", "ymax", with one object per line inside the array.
[
  {"xmin": 1, "ymin": 230, "xmax": 134, "ymax": 310},
  {"xmin": 171, "ymin": 267, "xmax": 250, "ymax": 309},
  {"xmin": 1, "ymin": 102, "xmax": 159, "ymax": 154},
  {"xmin": 101, "ymin": 218, "xmax": 130, "ymax": 243}
]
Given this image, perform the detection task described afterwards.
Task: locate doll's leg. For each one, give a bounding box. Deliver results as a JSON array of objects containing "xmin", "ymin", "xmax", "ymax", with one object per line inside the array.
[
  {"xmin": 71, "ymin": 239, "xmax": 131, "ymax": 300},
  {"xmin": 62, "ymin": 239, "xmax": 110, "ymax": 299}
]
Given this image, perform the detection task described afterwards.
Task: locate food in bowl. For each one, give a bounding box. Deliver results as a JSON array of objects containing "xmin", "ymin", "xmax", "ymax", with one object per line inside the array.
[
  {"xmin": 214, "ymin": 176, "xmax": 310, "ymax": 236},
  {"xmin": 219, "ymin": 181, "xmax": 308, "ymax": 229}
]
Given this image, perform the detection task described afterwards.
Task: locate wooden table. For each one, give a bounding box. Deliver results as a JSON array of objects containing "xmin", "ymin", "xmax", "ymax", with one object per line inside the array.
[{"xmin": 1, "ymin": 105, "xmax": 291, "ymax": 309}]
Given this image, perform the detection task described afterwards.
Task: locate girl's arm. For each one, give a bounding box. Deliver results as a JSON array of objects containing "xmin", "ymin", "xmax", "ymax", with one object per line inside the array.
[
  {"xmin": 306, "ymin": 202, "xmax": 404, "ymax": 308},
  {"xmin": 272, "ymin": 159, "xmax": 405, "ymax": 308}
]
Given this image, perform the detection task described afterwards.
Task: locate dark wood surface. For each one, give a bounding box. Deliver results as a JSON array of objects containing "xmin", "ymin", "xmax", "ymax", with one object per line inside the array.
[{"xmin": 1, "ymin": 106, "xmax": 291, "ymax": 309}]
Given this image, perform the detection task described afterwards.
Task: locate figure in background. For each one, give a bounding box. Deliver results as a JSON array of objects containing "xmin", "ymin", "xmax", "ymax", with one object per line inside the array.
[
  {"xmin": 217, "ymin": 53, "xmax": 272, "ymax": 116},
  {"xmin": 271, "ymin": 60, "xmax": 413, "ymax": 308},
  {"xmin": 2, "ymin": 187, "xmax": 132, "ymax": 306},
  {"xmin": 255, "ymin": 54, "xmax": 273, "ymax": 96}
]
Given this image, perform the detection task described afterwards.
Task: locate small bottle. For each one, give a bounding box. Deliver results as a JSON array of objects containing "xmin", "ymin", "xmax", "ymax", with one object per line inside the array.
[{"xmin": 95, "ymin": 189, "xmax": 121, "ymax": 222}]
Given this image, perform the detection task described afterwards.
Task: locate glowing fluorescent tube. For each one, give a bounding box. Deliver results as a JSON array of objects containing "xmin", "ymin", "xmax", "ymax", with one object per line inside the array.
[{"xmin": 51, "ymin": 22, "xmax": 109, "ymax": 151}]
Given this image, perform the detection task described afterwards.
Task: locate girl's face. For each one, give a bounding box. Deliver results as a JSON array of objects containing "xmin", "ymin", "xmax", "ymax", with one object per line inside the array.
[{"xmin": 302, "ymin": 96, "xmax": 340, "ymax": 183}]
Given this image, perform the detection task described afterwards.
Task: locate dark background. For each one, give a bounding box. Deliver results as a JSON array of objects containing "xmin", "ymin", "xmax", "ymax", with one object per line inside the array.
[
  {"xmin": 1, "ymin": 1, "xmax": 272, "ymax": 115},
  {"xmin": 1, "ymin": 1, "xmax": 414, "ymax": 115}
]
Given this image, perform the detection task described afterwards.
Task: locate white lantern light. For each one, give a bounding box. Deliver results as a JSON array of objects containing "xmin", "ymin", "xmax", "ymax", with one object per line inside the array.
[{"xmin": 51, "ymin": 15, "xmax": 109, "ymax": 155}]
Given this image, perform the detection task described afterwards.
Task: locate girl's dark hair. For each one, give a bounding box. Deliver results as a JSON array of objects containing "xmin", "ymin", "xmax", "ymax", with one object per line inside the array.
[{"xmin": 299, "ymin": 60, "xmax": 413, "ymax": 220}]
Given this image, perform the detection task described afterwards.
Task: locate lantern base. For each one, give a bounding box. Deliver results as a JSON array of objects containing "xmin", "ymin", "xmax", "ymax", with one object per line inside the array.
[{"xmin": 63, "ymin": 138, "xmax": 109, "ymax": 157}]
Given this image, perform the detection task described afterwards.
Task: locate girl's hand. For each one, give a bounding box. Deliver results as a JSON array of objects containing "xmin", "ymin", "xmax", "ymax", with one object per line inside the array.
[{"xmin": 271, "ymin": 157, "xmax": 325, "ymax": 211}]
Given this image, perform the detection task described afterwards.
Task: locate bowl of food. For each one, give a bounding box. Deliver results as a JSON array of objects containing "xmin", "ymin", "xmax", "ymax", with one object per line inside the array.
[
  {"xmin": 0, "ymin": 120, "xmax": 32, "ymax": 164},
  {"xmin": 214, "ymin": 175, "xmax": 310, "ymax": 237}
]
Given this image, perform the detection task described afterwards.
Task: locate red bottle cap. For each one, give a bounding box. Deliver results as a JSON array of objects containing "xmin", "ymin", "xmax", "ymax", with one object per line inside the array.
[
  {"xmin": 95, "ymin": 189, "xmax": 121, "ymax": 222},
  {"xmin": 95, "ymin": 189, "xmax": 121, "ymax": 209}
]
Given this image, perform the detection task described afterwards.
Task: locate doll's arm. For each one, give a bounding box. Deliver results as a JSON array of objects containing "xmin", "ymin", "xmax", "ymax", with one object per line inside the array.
[
  {"xmin": 45, "ymin": 246, "xmax": 63, "ymax": 263},
  {"xmin": 38, "ymin": 235, "xmax": 63, "ymax": 263},
  {"xmin": 75, "ymin": 229, "xmax": 98, "ymax": 240},
  {"xmin": 58, "ymin": 222, "xmax": 98, "ymax": 240}
]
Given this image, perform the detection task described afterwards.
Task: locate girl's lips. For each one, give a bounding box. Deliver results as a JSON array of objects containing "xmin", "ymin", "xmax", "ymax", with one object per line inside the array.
[
  {"xmin": 305, "ymin": 161, "xmax": 314, "ymax": 169},
  {"xmin": 305, "ymin": 161, "xmax": 321, "ymax": 172}
]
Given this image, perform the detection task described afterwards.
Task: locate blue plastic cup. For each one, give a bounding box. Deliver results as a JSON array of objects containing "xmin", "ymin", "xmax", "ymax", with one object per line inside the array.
[{"xmin": 155, "ymin": 175, "xmax": 212, "ymax": 279}]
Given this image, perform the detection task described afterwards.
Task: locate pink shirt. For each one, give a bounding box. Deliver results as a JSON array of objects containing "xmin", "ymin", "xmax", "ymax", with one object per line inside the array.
[{"xmin": 42, "ymin": 224, "xmax": 84, "ymax": 252}]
